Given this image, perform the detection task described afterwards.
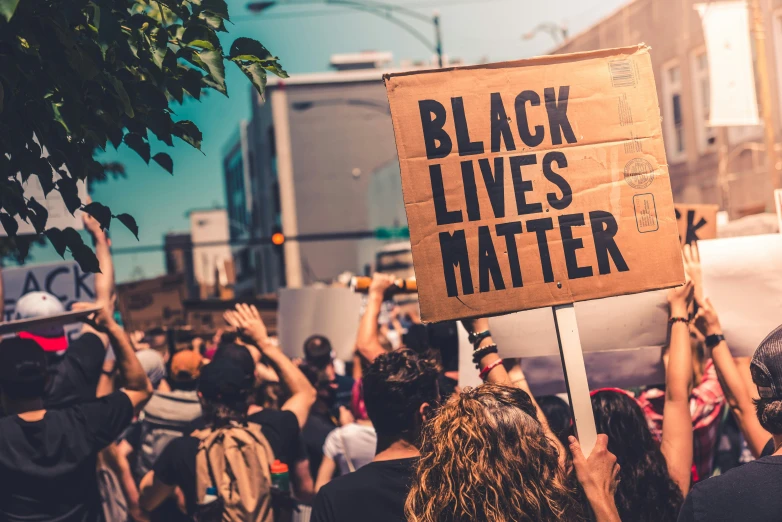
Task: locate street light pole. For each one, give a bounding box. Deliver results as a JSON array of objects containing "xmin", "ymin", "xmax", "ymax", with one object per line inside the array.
[
  {"xmin": 748, "ymin": 0, "xmax": 780, "ymax": 189},
  {"xmin": 433, "ymin": 11, "xmax": 442, "ymax": 68},
  {"xmin": 247, "ymin": 0, "xmax": 444, "ymax": 67}
]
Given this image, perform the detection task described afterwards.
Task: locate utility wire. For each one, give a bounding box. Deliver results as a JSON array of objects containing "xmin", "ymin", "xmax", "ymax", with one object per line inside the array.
[{"xmin": 233, "ymin": 0, "xmax": 509, "ymax": 21}]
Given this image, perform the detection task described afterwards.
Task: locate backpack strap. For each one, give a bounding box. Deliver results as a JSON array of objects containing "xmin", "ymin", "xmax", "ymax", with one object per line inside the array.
[
  {"xmin": 195, "ymin": 428, "xmax": 225, "ymax": 498},
  {"xmin": 238, "ymin": 423, "xmax": 275, "ymax": 467}
]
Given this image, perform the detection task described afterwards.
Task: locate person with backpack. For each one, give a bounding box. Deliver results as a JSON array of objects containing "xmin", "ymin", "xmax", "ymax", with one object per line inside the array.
[
  {"xmin": 139, "ymin": 355, "xmax": 283, "ymax": 521},
  {"xmin": 132, "ymin": 350, "xmax": 204, "ymax": 480}
]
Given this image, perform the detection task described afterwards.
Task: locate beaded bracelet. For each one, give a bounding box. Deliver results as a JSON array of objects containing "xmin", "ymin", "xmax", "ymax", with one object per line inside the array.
[
  {"xmin": 669, "ymin": 317, "xmax": 689, "ymax": 325},
  {"xmin": 472, "ymin": 344, "xmax": 498, "ymax": 366},
  {"xmin": 479, "ymin": 358, "xmax": 504, "ymax": 380}
]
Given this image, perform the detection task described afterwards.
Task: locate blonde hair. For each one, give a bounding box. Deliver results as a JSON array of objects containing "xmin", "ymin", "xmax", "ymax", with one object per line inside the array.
[{"xmin": 405, "ymin": 383, "xmax": 583, "ymax": 522}]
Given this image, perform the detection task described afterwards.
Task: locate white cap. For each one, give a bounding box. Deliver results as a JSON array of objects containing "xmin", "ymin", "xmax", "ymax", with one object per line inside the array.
[{"xmin": 15, "ymin": 292, "xmax": 66, "ymax": 320}]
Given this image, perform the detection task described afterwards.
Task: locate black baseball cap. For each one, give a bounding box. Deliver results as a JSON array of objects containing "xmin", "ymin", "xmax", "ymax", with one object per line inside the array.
[
  {"xmin": 751, "ymin": 325, "xmax": 782, "ymax": 400},
  {"xmin": 0, "ymin": 337, "xmax": 48, "ymax": 398},
  {"xmin": 199, "ymin": 357, "xmax": 252, "ymax": 406},
  {"xmin": 213, "ymin": 343, "xmax": 255, "ymax": 378}
]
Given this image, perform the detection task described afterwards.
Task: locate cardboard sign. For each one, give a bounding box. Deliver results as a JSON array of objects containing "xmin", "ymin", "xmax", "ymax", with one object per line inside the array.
[
  {"xmin": 385, "ymin": 44, "xmax": 683, "ymax": 322},
  {"xmin": 675, "ymin": 204, "xmax": 718, "ymax": 245},
  {"xmin": 2, "ymin": 262, "xmax": 96, "ymax": 341},
  {"xmin": 0, "ymin": 306, "xmax": 101, "ymax": 336},
  {"xmin": 700, "ymin": 234, "xmax": 782, "ymax": 357},
  {"xmin": 116, "ymin": 274, "xmax": 186, "ymax": 332},
  {"xmin": 278, "ymin": 287, "xmax": 363, "ymax": 361}
]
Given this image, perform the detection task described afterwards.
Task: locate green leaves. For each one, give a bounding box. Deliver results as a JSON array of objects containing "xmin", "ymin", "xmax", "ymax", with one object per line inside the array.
[
  {"xmin": 45, "ymin": 227, "xmax": 101, "ymax": 273},
  {"xmin": 173, "ymin": 120, "xmax": 202, "ymax": 150},
  {"xmin": 124, "ymin": 133, "xmax": 150, "ymax": 163},
  {"xmin": 116, "ymin": 213, "xmax": 139, "ymax": 240},
  {"xmin": 82, "ymin": 201, "xmax": 111, "ymax": 229},
  {"xmin": 229, "ymin": 38, "xmax": 273, "ymax": 62},
  {"xmin": 182, "ymin": 23, "xmax": 221, "ymax": 51},
  {"xmin": 0, "ymin": 212, "xmax": 18, "ymax": 236},
  {"xmin": 0, "ymin": 0, "xmax": 285, "ymax": 270},
  {"xmin": 26, "ymin": 197, "xmax": 48, "ymax": 234},
  {"xmin": 0, "ymin": 0, "xmax": 20, "ymax": 21},
  {"xmin": 228, "ymin": 37, "xmax": 288, "ymax": 97},
  {"xmin": 152, "ymin": 152, "xmax": 173, "ymax": 174},
  {"xmin": 196, "ymin": 49, "xmax": 226, "ymax": 95}
]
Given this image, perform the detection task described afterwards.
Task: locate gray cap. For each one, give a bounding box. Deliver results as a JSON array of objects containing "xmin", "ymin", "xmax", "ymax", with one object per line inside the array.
[
  {"xmin": 135, "ymin": 349, "xmax": 167, "ymax": 389},
  {"xmin": 751, "ymin": 325, "xmax": 782, "ymax": 400}
]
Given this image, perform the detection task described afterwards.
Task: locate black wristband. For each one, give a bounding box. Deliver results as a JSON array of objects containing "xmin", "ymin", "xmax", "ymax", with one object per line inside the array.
[
  {"xmin": 472, "ymin": 344, "xmax": 498, "ymax": 366},
  {"xmin": 468, "ymin": 330, "xmax": 491, "ymax": 346},
  {"xmin": 705, "ymin": 333, "xmax": 725, "ymax": 349}
]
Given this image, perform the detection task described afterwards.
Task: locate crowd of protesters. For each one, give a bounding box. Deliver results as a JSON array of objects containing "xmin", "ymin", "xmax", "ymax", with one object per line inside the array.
[{"xmin": 0, "ymin": 214, "xmax": 781, "ymax": 522}]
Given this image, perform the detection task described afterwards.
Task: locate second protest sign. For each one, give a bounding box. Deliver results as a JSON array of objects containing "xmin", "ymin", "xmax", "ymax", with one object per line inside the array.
[{"xmin": 385, "ymin": 44, "xmax": 684, "ymax": 322}]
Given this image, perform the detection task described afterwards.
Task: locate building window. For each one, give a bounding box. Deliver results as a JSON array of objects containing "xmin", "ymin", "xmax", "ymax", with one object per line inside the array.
[
  {"xmin": 691, "ymin": 50, "xmax": 716, "ymax": 154},
  {"xmin": 662, "ymin": 62, "xmax": 686, "ymax": 162}
]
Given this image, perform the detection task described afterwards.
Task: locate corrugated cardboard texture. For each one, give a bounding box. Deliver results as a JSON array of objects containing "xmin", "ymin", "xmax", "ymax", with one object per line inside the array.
[
  {"xmin": 675, "ymin": 203, "xmax": 718, "ymax": 245},
  {"xmin": 385, "ymin": 44, "xmax": 684, "ymax": 322}
]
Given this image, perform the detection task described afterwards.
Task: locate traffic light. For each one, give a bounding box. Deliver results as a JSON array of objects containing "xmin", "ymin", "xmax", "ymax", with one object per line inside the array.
[{"xmin": 271, "ymin": 232, "xmax": 285, "ymax": 246}]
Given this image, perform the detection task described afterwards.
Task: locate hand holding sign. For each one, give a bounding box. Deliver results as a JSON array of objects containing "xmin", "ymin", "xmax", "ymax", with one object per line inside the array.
[{"xmin": 72, "ymin": 301, "xmax": 114, "ymax": 333}]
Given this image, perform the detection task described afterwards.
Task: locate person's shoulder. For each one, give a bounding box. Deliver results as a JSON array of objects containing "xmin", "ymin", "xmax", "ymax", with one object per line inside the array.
[
  {"xmin": 250, "ymin": 408, "xmax": 298, "ymax": 429},
  {"xmin": 70, "ymin": 391, "xmax": 133, "ymax": 418},
  {"xmin": 68, "ymin": 332, "xmax": 104, "ymax": 352},
  {"xmin": 321, "ymin": 458, "xmax": 410, "ymax": 493},
  {"xmin": 693, "ymin": 456, "xmax": 782, "ymax": 493},
  {"xmin": 156, "ymin": 434, "xmax": 199, "ymax": 463},
  {"xmin": 317, "ymin": 465, "xmax": 367, "ymax": 498}
]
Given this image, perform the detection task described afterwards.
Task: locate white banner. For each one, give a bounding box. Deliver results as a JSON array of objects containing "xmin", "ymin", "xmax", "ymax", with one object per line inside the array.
[
  {"xmin": 278, "ymin": 287, "xmax": 363, "ymax": 361},
  {"xmin": 458, "ymin": 291, "xmax": 668, "ymax": 393},
  {"xmin": 701, "ymin": 234, "xmax": 782, "ymax": 357},
  {"xmin": 2, "ymin": 261, "xmax": 96, "ymax": 341},
  {"xmin": 459, "ymin": 234, "xmax": 782, "ymax": 391},
  {"xmin": 696, "ymin": 2, "xmax": 760, "ymax": 126}
]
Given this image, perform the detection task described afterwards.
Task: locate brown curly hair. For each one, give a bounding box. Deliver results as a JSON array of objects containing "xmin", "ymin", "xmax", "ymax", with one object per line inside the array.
[{"xmin": 405, "ymin": 383, "xmax": 584, "ymax": 522}]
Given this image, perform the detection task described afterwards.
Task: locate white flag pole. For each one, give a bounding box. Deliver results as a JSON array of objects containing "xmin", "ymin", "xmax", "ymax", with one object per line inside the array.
[{"xmin": 553, "ymin": 303, "xmax": 598, "ymax": 456}]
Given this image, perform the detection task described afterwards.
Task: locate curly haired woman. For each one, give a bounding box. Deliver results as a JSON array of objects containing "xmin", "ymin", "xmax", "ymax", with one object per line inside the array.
[{"xmin": 406, "ymin": 317, "xmax": 621, "ymax": 522}]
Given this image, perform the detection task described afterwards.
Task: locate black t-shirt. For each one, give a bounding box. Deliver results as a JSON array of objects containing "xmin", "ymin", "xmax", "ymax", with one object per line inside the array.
[
  {"xmin": 302, "ymin": 410, "xmax": 337, "ymax": 480},
  {"xmin": 311, "ymin": 457, "xmax": 418, "ymax": 522},
  {"xmin": 0, "ymin": 392, "xmax": 133, "ymax": 522},
  {"xmin": 45, "ymin": 333, "xmax": 106, "ymax": 409},
  {"xmin": 247, "ymin": 409, "xmax": 305, "ymax": 467},
  {"xmin": 678, "ymin": 455, "xmax": 782, "ymax": 522},
  {"xmin": 155, "ymin": 409, "xmax": 306, "ymax": 516}
]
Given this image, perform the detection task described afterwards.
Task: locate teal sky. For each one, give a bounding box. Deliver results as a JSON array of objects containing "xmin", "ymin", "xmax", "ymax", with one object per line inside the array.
[{"xmin": 30, "ymin": 0, "xmax": 629, "ymax": 282}]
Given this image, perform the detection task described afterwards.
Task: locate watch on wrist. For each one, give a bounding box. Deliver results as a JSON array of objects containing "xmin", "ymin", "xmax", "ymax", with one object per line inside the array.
[
  {"xmin": 468, "ymin": 330, "xmax": 491, "ymax": 346},
  {"xmin": 705, "ymin": 333, "xmax": 725, "ymax": 349}
]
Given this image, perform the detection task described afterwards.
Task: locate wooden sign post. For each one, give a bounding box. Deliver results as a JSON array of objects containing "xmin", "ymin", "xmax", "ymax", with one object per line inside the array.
[
  {"xmin": 384, "ymin": 44, "xmax": 684, "ymax": 455},
  {"xmin": 553, "ymin": 303, "xmax": 597, "ymax": 454}
]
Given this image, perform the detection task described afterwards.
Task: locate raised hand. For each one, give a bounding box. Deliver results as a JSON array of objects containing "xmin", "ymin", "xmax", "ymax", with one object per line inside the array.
[
  {"xmin": 667, "ymin": 280, "xmax": 694, "ymax": 318},
  {"xmin": 683, "ymin": 243, "xmax": 703, "ymax": 303},
  {"xmin": 223, "ymin": 303, "xmax": 268, "ymax": 346},
  {"xmin": 694, "ymin": 296, "xmax": 722, "ymax": 337},
  {"xmin": 73, "ymin": 301, "xmax": 114, "ymax": 333},
  {"xmin": 368, "ymin": 273, "xmax": 396, "ymax": 300}
]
